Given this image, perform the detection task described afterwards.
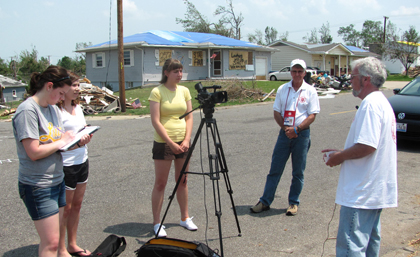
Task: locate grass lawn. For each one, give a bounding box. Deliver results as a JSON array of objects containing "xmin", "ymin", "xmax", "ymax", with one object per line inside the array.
[{"xmin": 0, "ymin": 74, "xmax": 413, "ymax": 119}]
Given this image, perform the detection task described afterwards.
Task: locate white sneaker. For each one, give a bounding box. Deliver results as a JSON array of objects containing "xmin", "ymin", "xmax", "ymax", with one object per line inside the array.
[
  {"xmin": 153, "ymin": 224, "xmax": 167, "ymax": 237},
  {"xmin": 180, "ymin": 217, "xmax": 198, "ymax": 231}
]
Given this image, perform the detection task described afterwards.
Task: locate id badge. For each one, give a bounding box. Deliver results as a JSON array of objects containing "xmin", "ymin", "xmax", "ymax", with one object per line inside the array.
[{"xmin": 284, "ymin": 110, "xmax": 296, "ymax": 126}]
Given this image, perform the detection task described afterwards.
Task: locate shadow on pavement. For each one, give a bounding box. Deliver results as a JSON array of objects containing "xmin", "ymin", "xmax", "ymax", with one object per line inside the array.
[{"xmin": 3, "ymin": 244, "xmax": 38, "ymax": 257}]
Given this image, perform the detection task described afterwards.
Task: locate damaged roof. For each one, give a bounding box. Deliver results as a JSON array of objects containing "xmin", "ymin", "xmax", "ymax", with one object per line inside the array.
[
  {"xmin": 79, "ymin": 30, "xmax": 275, "ymax": 52},
  {"xmin": 0, "ymin": 75, "xmax": 27, "ymax": 88}
]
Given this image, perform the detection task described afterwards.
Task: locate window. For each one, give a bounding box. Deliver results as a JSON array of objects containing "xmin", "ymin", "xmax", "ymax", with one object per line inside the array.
[
  {"xmin": 189, "ymin": 51, "xmax": 206, "ymax": 66},
  {"xmin": 156, "ymin": 49, "xmax": 172, "ymax": 66},
  {"xmin": 12, "ymin": 90, "xmax": 17, "ymax": 97},
  {"xmin": 124, "ymin": 50, "xmax": 134, "ymax": 66},
  {"xmin": 93, "ymin": 52, "xmax": 105, "ymax": 68},
  {"xmin": 229, "ymin": 50, "xmax": 250, "ymax": 70},
  {"xmin": 248, "ymin": 52, "xmax": 253, "ymax": 65},
  {"xmin": 126, "ymin": 81, "xmax": 133, "ymax": 89}
]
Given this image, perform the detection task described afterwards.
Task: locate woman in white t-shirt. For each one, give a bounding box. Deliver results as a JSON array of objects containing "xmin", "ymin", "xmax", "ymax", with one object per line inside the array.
[{"xmin": 57, "ymin": 72, "xmax": 92, "ymax": 257}]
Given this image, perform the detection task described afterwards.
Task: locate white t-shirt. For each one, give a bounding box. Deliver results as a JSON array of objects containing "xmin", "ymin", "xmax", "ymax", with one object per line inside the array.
[
  {"xmin": 60, "ymin": 105, "xmax": 88, "ymax": 166},
  {"xmin": 273, "ymin": 80, "xmax": 320, "ymax": 126},
  {"xmin": 336, "ymin": 91, "xmax": 398, "ymax": 209}
]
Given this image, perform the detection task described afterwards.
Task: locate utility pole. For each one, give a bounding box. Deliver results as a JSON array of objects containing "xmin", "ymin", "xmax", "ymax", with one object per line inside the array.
[
  {"xmin": 383, "ymin": 16, "xmax": 389, "ymax": 43},
  {"xmin": 117, "ymin": 0, "xmax": 126, "ymax": 112}
]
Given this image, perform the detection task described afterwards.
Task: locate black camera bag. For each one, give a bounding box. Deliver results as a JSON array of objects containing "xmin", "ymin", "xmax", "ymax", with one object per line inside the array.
[{"xmin": 135, "ymin": 237, "xmax": 220, "ymax": 257}]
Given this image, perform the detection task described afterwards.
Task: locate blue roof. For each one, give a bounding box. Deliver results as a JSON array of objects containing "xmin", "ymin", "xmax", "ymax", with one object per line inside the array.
[
  {"xmin": 345, "ymin": 45, "xmax": 368, "ymax": 52},
  {"xmin": 88, "ymin": 30, "xmax": 261, "ymax": 49}
]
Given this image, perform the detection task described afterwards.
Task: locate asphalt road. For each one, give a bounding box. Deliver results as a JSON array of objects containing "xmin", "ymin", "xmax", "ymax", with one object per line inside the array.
[{"xmin": 1, "ymin": 84, "xmax": 419, "ymax": 257}]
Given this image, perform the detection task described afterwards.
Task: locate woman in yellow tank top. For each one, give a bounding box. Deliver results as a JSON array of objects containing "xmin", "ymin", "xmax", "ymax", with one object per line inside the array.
[{"xmin": 148, "ymin": 58, "xmax": 197, "ymax": 237}]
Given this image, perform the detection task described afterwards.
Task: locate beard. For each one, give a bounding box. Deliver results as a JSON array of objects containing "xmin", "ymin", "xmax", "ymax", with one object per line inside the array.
[{"xmin": 352, "ymin": 85, "xmax": 363, "ymax": 97}]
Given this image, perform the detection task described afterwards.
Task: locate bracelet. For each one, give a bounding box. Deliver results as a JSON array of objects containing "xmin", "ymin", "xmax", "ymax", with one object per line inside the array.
[
  {"xmin": 297, "ymin": 126, "xmax": 301, "ymax": 133},
  {"xmin": 294, "ymin": 127, "xmax": 298, "ymax": 134},
  {"xmin": 77, "ymin": 143, "xmax": 81, "ymax": 147}
]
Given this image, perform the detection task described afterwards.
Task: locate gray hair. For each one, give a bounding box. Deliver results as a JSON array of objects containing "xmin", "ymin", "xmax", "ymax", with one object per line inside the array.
[{"xmin": 350, "ymin": 57, "xmax": 387, "ymax": 88}]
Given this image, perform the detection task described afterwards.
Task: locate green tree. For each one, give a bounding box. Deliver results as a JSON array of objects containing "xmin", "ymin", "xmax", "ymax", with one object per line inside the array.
[
  {"xmin": 57, "ymin": 56, "xmax": 74, "ymax": 70},
  {"xmin": 214, "ymin": 0, "xmax": 244, "ymax": 39},
  {"xmin": 18, "ymin": 47, "xmax": 49, "ymax": 82},
  {"xmin": 303, "ymin": 28, "xmax": 319, "ymax": 43},
  {"xmin": 247, "ymin": 29, "xmax": 264, "ymax": 45},
  {"xmin": 73, "ymin": 42, "xmax": 91, "ymax": 76},
  {"xmin": 176, "ymin": 0, "xmax": 243, "ymax": 39},
  {"xmin": 0, "ymin": 57, "xmax": 11, "ymax": 76},
  {"xmin": 279, "ymin": 31, "xmax": 289, "ymax": 41},
  {"xmin": 319, "ymin": 22, "xmax": 333, "ymax": 43},
  {"xmin": 385, "ymin": 26, "xmax": 420, "ymax": 76},
  {"xmin": 360, "ymin": 20, "xmax": 383, "ymax": 47},
  {"xmin": 176, "ymin": 0, "xmax": 212, "ymax": 33},
  {"xmin": 338, "ymin": 24, "xmax": 362, "ymax": 47},
  {"xmin": 264, "ymin": 27, "xmax": 278, "ymax": 45}
]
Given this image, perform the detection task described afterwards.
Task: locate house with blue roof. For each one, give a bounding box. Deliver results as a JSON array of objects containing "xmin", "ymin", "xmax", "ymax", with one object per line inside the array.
[
  {"xmin": 269, "ymin": 41, "xmax": 379, "ymax": 76},
  {"xmin": 77, "ymin": 30, "xmax": 276, "ymax": 91}
]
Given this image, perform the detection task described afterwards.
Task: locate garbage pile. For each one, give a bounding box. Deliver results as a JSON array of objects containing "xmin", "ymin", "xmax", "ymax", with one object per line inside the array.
[{"xmin": 78, "ymin": 79, "xmax": 143, "ymax": 115}]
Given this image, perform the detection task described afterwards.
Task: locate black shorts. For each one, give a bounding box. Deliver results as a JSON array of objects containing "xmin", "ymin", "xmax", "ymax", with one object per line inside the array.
[
  {"xmin": 63, "ymin": 159, "xmax": 89, "ymax": 190},
  {"xmin": 152, "ymin": 141, "xmax": 188, "ymax": 160}
]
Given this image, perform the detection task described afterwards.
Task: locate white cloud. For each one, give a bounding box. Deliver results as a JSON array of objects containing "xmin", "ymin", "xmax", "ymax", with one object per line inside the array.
[
  {"xmin": 337, "ymin": 0, "xmax": 380, "ymax": 10},
  {"xmin": 391, "ymin": 6, "xmax": 420, "ymax": 16},
  {"xmin": 43, "ymin": 1, "xmax": 55, "ymax": 7}
]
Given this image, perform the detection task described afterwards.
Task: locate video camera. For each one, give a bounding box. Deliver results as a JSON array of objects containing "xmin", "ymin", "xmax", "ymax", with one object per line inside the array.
[{"xmin": 195, "ymin": 82, "xmax": 228, "ymax": 107}]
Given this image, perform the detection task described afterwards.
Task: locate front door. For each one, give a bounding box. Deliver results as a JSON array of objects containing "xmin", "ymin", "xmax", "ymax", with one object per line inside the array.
[{"xmin": 211, "ymin": 50, "xmax": 222, "ymax": 77}]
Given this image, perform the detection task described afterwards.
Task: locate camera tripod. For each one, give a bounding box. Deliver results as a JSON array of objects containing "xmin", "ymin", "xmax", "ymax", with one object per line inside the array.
[{"xmin": 156, "ymin": 104, "xmax": 242, "ymax": 257}]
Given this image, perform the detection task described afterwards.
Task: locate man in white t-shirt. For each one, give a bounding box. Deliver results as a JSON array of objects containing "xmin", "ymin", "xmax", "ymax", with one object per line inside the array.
[{"xmin": 323, "ymin": 57, "xmax": 397, "ymax": 256}]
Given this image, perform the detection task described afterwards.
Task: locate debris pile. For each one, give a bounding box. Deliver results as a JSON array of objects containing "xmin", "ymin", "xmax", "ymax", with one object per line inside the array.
[{"xmin": 78, "ymin": 78, "xmax": 144, "ymax": 115}]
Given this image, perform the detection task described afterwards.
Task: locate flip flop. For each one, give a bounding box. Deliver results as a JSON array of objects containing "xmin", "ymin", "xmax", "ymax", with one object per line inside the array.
[{"xmin": 69, "ymin": 249, "xmax": 90, "ymax": 257}]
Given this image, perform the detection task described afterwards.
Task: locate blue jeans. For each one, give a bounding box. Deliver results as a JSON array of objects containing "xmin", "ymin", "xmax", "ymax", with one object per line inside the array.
[
  {"xmin": 259, "ymin": 129, "xmax": 310, "ymax": 206},
  {"xmin": 336, "ymin": 206, "xmax": 382, "ymax": 257}
]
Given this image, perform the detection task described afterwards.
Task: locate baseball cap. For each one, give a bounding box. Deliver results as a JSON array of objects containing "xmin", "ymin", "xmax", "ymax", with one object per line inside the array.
[{"xmin": 290, "ymin": 59, "xmax": 306, "ymax": 70}]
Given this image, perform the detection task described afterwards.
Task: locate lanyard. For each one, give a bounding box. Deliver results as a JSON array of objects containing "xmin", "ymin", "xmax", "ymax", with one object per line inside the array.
[{"xmin": 284, "ymin": 87, "xmax": 302, "ymax": 112}]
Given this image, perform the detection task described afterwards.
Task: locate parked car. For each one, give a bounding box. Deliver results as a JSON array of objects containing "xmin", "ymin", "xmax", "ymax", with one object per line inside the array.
[
  {"xmin": 269, "ymin": 66, "xmax": 317, "ymax": 81},
  {"xmin": 388, "ymin": 77, "xmax": 420, "ymax": 141}
]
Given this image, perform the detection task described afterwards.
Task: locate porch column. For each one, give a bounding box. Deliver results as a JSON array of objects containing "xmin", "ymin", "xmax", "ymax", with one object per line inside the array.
[
  {"xmin": 208, "ymin": 48, "xmax": 211, "ymax": 79},
  {"xmin": 346, "ymin": 55, "xmax": 349, "ymax": 74},
  {"xmin": 339, "ymin": 55, "xmax": 341, "ymax": 76}
]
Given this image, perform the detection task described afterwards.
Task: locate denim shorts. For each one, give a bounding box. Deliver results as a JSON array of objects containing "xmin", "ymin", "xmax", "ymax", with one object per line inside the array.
[{"xmin": 18, "ymin": 180, "xmax": 66, "ymax": 221}]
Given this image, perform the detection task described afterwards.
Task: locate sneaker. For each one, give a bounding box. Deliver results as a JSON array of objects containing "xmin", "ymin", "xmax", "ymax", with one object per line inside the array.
[
  {"xmin": 250, "ymin": 201, "xmax": 270, "ymax": 213},
  {"xmin": 180, "ymin": 217, "xmax": 198, "ymax": 231},
  {"xmin": 153, "ymin": 224, "xmax": 167, "ymax": 237},
  {"xmin": 286, "ymin": 204, "xmax": 298, "ymax": 216}
]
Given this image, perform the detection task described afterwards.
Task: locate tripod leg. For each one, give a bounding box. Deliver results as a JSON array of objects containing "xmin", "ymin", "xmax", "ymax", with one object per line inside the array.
[
  {"xmin": 210, "ymin": 119, "xmax": 242, "ymax": 236},
  {"xmin": 156, "ymin": 118, "xmax": 206, "ymax": 238}
]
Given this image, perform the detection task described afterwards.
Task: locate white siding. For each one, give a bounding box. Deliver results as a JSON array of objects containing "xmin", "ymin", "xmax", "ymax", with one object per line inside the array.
[{"xmin": 271, "ymin": 46, "xmax": 312, "ymax": 71}]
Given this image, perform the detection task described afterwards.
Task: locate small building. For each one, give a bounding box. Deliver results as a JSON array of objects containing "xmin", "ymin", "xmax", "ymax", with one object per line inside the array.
[
  {"xmin": 0, "ymin": 75, "xmax": 27, "ymax": 103},
  {"xmin": 269, "ymin": 41, "xmax": 379, "ymax": 76},
  {"xmin": 77, "ymin": 30, "xmax": 276, "ymax": 91}
]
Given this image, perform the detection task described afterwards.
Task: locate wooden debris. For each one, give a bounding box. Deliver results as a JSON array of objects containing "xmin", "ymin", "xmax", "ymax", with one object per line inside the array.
[{"xmin": 260, "ymin": 89, "xmax": 275, "ymax": 102}]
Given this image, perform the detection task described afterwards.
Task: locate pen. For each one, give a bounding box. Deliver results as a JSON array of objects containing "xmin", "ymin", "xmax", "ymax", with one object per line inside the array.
[{"xmin": 56, "ymin": 127, "xmax": 65, "ymax": 134}]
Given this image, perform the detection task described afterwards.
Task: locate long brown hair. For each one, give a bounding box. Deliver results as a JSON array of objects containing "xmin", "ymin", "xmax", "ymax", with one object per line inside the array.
[
  {"xmin": 160, "ymin": 58, "xmax": 183, "ymax": 84},
  {"xmin": 29, "ymin": 66, "xmax": 71, "ymax": 96},
  {"xmin": 56, "ymin": 72, "xmax": 80, "ymax": 108}
]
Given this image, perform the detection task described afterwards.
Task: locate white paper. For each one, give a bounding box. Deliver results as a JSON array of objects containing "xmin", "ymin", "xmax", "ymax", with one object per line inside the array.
[{"xmin": 59, "ymin": 126, "xmax": 100, "ymax": 151}]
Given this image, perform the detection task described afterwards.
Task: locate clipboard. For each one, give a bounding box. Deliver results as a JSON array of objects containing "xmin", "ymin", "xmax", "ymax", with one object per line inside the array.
[{"xmin": 59, "ymin": 126, "xmax": 101, "ymax": 151}]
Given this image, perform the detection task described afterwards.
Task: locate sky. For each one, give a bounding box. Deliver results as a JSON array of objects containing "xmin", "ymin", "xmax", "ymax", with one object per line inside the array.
[{"xmin": 1, "ymin": 0, "xmax": 420, "ymax": 65}]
